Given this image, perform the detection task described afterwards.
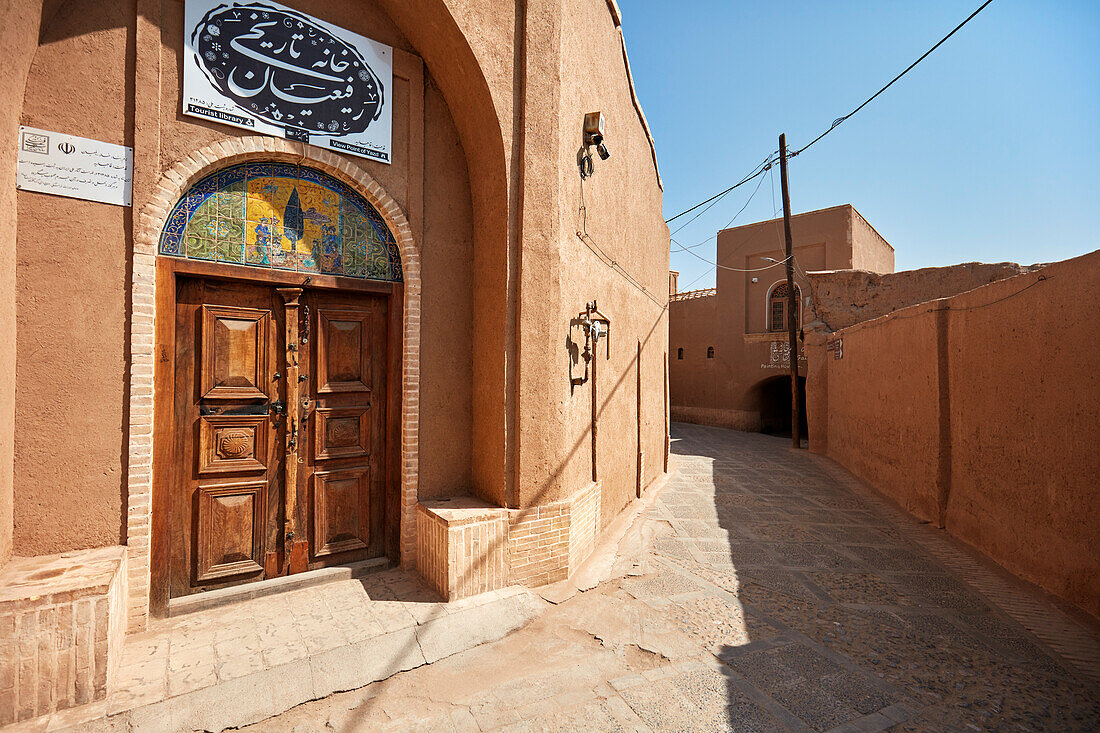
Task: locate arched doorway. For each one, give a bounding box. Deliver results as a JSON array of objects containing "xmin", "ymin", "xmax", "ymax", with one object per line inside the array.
[
  {"xmin": 156, "ymin": 163, "xmax": 403, "ymax": 600},
  {"xmin": 126, "ymin": 138, "xmax": 422, "ymax": 623},
  {"xmin": 754, "ymin": 375, "xmax": 807, "ymax": 438}
]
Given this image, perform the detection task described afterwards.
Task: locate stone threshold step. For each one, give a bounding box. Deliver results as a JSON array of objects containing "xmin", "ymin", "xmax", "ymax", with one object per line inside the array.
[
  {"xmin": 167, "ymin": 557, "xmax": 390, "ymax": 617},
  {"xmin": 74, "ymin": 588, "xmax": 544, "ymax": 733}
]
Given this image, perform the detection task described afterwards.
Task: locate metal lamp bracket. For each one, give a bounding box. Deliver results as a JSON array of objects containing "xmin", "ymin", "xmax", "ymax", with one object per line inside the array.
[{"xmin": 570, "ymin": 300, "xmax": 611, "ymax": 389}]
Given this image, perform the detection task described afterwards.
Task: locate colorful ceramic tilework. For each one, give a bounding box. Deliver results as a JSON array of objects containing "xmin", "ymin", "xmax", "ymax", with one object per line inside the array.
[{"xmin": 159, "ymin": 163, "xmax": 402, "ymax": 282}]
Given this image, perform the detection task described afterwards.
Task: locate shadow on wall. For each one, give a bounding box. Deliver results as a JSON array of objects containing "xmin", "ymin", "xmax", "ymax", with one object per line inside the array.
[{"xmin": 752, "ymin": 375, "xmax": 806, "ymax": 438}]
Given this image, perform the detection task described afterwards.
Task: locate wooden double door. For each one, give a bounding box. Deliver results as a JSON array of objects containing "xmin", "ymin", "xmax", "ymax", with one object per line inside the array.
[{"xmin": 169, "ymin": 276, "xmax": 388, "ymax": 598}]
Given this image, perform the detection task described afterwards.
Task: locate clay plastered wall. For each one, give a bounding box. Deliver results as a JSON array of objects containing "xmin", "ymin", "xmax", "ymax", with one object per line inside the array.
[
  {"xmin": 14, "ymin": 0, "xmax": 134, "ymax": 555},
  {"xmin": 813, "ymin": 250, "xmax": 1100, "ymax": 617},
  {"xmin": 418, "ymin": 82, "xmax": 475, "ymax": 499},
  {"xmin": 718, "ymin": 206, "xmax": 852, "ymax": 338},
  {"xmin": 0, "ymin": 0, "xmax": 45, "ymax": 567},
  {"xmin": 810, "ymin": 262, "xmax": 1030, "ymax": 332},
  {"xmin": 944, "ymin": 252, "xmax": 1100, "ymax": 617},
  {"xmin": 850, "ymin": 210, "xmax": 895, "ymax": 274},
  {"xmin": 552, "ymin": 0, "xmax": 668, "ymax": 519},
  {"xmin": 157, "ymin": 0, "xmax": 476, "ymax": 503},
  {"xmin": 12, "ymin": 0, "xmax": 477, "ymax": 553},
  {"xmin": 823, "ymin": 308, "xmax": 943, "ymax": 522},
  {"xmin": 668, "ymin": 295, "xmax": 719, "ymax": 408}
]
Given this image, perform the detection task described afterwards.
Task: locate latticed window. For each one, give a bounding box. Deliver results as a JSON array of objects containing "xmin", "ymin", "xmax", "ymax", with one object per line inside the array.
[
  {"xmin": 677, "ymin": 348, "xmax": 684, "ymax": 360},
  {"xmin": 707, "ymin": 346, "xmax": 715, "ymax": 358},
  {"xmin": 768, "ymin": 282, "xmax": 801, "ymax": 332}
]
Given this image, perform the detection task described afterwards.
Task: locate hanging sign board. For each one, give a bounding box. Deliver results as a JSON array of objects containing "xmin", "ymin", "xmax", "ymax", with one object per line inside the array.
[
  {"xmin": 183, "ymin": 0, "xmax": 393, "ymax": 164},
  {"xmin": 16, "ymin": 126, "xmax": 134, "ymax": 206}
]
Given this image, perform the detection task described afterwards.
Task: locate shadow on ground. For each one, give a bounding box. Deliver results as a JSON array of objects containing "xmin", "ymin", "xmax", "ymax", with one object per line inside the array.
[
  {"xmin": 663, "ymin": 422, "xmax": 1099, "ymax": 732},
  {"xmin": 240, "ymin": 422, "xmax": 1100, "ymax": 732}
]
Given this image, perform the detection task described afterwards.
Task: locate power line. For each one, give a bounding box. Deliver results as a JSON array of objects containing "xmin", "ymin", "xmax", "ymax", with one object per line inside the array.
[
  {"xmin": 671, "ymin": 166, "xmax": 791, "ymax": 275},
  {"xmin": 664, "ymin": 153, "xmax": 775, "ymax": 225},
  {"xmin": 670, "ymin": 166, "xmax": 770, "ymax": 252},
  {"xmin": 577, "ymin": 178, "xmax": 667, "ymax": 309},
  {"xmin": 791, "ymin": 0, "xmax": 994, "ymax": 157},
  {"xmin": 665, "ymin": 0, "xmax": 995, "ymax": 224}
]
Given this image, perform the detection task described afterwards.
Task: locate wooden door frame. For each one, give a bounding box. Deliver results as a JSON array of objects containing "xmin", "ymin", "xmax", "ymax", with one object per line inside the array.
[
  {"xmin": 126, "ymin": 137, "xmax": 423, "ymax": 633},
  {"xmin": 149, "ymin": 257, "xmax": 404, "ymax": 617}
]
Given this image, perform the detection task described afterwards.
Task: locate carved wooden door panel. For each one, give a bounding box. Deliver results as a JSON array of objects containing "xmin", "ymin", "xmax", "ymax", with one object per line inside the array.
[
  {"xmin": 302, "ymin": 291, "xmax": 388, "ymax": 567},
  {"xmin": 170, "ymin": 278, "xmax": 283, "ymax": 597}
]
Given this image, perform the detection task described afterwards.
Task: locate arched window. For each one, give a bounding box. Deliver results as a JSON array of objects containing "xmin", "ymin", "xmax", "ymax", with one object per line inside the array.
[
  {"xmin": 706, "ymin": 346, "xmax": 715, "ymax": 358},
  {"xmin": 768, "ymin": 282, "xmax": 801, "ymax": 332},
  {"xmin": 677, "ymin": 348, "xmax": 684, "ymax": 360},
  {"xmin": 159, "ymin": 162, "xmax": 402, "ymax": 282}
]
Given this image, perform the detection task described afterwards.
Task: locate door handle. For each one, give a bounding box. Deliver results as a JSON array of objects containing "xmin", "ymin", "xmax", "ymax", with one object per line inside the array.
[
  {"xmin": 270, "ymin": 400, "xmax": 285, "ymax": 428},
  {"xmin": 200, "ymin": 403, "xmax": 275, "ymax": 416}
]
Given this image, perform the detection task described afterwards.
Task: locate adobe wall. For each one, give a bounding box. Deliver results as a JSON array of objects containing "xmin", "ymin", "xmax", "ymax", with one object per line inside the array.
[
  {"xmin": 944, "ymin": 252, "xmax": 1099, "ymax": 617},
  {"xmin": 670, "ymin": 206, "xmax": 864, "ymax": 431},
  {"xmin": 850, "ymin": 209, "xmax": 894, "ymax": 274},
  {"xmin": 549, "ymin": 0, "xmax": 669, "ymax": 523},
  {"xmin": 7, "ymin": 0, "xmax": 667, "ymax": 566},
  {"xmin": 812, "ymin": 307, "xmax": 943, "ymax": 522},
  {"xmin": 809, "ymin": 262, "xmax": 1032, "ymax": 331},
  {"xmin": 668, "ymin": 293, "xmax": 717, "ymax": 409},
  {"xmin": 14, "ymin": 0, "xmax": 134, "ymax": 555},
  {"xmin": 809, "ymin": 250, "xmax": 1100, "ymax": 617},
  {"xmin": 12, "ymin": 0, "xmax": 477, "ymax": 553},
  {"xmin": 0, "ymin": 0, "xmax": 45, "ymax": 568}
]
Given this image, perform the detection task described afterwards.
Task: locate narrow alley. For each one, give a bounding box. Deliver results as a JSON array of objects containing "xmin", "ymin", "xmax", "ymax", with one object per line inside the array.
[{"xmin": 241, "ymin": 424, "xmax": 1100, "ymax": 732}]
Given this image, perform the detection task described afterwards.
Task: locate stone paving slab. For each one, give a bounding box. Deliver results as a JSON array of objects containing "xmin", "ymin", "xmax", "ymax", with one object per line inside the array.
[
  {"xmin": 234, "ymin": 423, "xmax": 1100, "ymax": 732},
  {"xmin": 34, "ymin": 571, "xmax": 543, "ymax": 732}
]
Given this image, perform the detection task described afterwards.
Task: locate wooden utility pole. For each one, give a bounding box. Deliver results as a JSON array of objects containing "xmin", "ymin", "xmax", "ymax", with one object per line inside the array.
[{"xmin": 778, "ymin": 134, "xmax": 800, "ymax": 449}]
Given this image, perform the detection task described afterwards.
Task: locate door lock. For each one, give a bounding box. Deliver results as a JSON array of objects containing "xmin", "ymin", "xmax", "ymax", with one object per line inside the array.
[{"xmin": 270, "ymin": 400, "xmax": 285, "ymax": 428}]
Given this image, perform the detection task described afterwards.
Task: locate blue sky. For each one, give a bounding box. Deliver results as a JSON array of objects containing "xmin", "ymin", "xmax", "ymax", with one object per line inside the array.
[{"xmin": 621, "ymin": 1, "xmax": 1100, "ymax": 289}]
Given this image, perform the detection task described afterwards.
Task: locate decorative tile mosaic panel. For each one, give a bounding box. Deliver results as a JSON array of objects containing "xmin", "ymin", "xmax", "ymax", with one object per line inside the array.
[{"xmin": 159, "ymin": 163, "xmax": 402, "ymax": 282}]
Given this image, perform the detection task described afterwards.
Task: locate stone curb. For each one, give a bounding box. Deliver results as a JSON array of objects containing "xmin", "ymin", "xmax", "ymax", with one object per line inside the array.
[{"xmin": 51, "ymin": 591, "xmax": 545, "ymax": 733}]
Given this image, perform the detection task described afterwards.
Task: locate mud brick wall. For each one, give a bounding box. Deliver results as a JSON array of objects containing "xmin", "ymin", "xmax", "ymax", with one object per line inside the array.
[
  {"xmin": 417, "ymin": 482, "xmax": 604, "ymax": 599},
  {"xmin": 416, "ymin": 504, "xmax": 508, "ymax": 601},
  {"xmin": 0, "ymin": 547, "xmax": 125, "ymax": 724},
  {"xmin": 807, "ymin": 250, "xmax": 1100, "ymax": 618}
]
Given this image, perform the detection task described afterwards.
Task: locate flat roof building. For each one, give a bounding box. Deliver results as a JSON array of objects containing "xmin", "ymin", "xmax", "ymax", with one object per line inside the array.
[{"xmin": 669, "ymin": 204, "xmax": 894, "ymax": 434}]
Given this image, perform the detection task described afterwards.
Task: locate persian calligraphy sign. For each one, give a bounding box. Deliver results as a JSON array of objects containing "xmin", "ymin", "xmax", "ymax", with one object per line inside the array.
[
  {"xmin": 16, "ymin": 126, "xmax": 133, "ymax": 206},
  {"xmin": 761, "ymin": 340, "xmax": 806, "ymax": 370},
  {"xmin": 183, "ymin": 0, "xmax": 393, "ymax": 164}
]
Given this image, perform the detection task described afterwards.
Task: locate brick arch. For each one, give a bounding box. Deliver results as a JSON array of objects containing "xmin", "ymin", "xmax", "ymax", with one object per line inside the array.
[{"xmin": 124, "ymin": 136, "xmax": 421, "ymax": 632}]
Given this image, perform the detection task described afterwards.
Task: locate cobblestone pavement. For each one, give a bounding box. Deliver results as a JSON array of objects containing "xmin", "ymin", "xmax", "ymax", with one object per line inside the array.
[{"xmin": 244, "ymin": 424, "xmax": 1100, "ymax": 732}]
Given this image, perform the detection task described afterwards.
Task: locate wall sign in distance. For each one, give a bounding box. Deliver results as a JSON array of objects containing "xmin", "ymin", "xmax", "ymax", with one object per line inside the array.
[
  {"xmin": 16, "ymin": 126, "xmax": 134, "ymax": 207},
  {"xmin": 183, "ymin": 0, "xmax": 393, "ymax": 164}
]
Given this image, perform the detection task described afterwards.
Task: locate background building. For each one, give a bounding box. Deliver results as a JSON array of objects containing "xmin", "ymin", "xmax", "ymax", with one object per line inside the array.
[
  {"xmin": 669, "ymin": 204, "xmax": 893, "ymax": 435},
  {"xmin": 0, "ymin": 0, "xmax": 670, "ymax": 723}
]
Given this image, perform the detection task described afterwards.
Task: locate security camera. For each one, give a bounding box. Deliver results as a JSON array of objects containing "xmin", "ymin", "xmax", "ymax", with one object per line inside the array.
[
  {"xmin": 596, "ymin": 142, "xmax": 610, "ymax": 160},
  {"xmin": 583, "ymin": 112, "xmax": 605, "ymax": 147}
]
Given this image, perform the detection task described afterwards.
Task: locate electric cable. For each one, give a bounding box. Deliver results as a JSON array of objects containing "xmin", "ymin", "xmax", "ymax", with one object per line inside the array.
[
  {"xmin": 577, "ymin": 176, "xmax": 667, "ymax": 309},
  {"xmin": 670, "ymin": 165, "xmax": 770, "ymax": 252},
  {"xmin": 670, "ymin": 166, "xmax": 790, "ymax": 274},
  {"xmin": 665, "ymin": 152, "xmax": 776, "ymax": 226},
  {"xmin": 670, "ymin": 240, "xmax": 791, "ymax": 273},
  {"xmin": 666, "ymin": 0, "xmax": 995, "ymax": 224},
  {"xmin": 791, "ymin": 0, "xmax": 994, "ymax": 158}
]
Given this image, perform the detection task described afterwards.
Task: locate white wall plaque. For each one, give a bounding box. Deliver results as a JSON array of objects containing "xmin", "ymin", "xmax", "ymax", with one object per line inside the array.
[
  {"xmin": 183, "ymin": 0, "xmax": 393, "ymax": 164},
  {"xmin": 16, "ymin": 126, "xmax": 134, "ymax": 207}
]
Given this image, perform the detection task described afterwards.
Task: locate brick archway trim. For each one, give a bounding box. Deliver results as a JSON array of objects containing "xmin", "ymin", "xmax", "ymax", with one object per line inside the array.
[{"xmin": 124, "ymin": 136, "xmax": 421, "ymax": 632}]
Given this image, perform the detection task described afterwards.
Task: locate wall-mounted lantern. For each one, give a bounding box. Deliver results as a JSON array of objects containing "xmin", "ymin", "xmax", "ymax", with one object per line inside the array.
[{"xmin": 570, "ymin": 300, "xmax": 611, "ymax": 389}]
